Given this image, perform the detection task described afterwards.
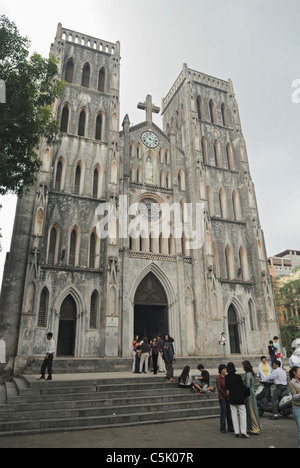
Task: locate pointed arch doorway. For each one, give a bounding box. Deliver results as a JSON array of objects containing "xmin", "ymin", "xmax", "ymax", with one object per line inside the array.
[
  {"xmin": 228, "ymin": 304, "xmax": 241, "ymax": 354},
  {"xmin": 134, "ymin": 273, "xmax": 169, "ymax": 340},
  {"xmin": 57, "ymin": 295, "xmax": 77, "ymax": 356}
]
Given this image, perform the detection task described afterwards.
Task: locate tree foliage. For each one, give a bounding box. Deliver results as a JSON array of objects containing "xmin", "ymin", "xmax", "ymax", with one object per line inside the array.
[
  {"xmin": 0, "ymin": 15, "xmax": 64, "ymax": 195},
  {"xmin": 274, "ymin": 272, "xmax": 300, "ymax": 349}
]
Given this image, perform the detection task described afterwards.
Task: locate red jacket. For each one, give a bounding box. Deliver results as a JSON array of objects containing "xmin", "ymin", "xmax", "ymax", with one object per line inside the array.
[{"xmin": 216, "ymin": 374, "xmax": 229, "ymax": 401}]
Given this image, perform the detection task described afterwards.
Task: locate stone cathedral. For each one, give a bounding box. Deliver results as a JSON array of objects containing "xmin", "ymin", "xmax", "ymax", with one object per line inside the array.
[{"xmin": 0, "ymin": 24, "xmax": 279, "ymax": 372}]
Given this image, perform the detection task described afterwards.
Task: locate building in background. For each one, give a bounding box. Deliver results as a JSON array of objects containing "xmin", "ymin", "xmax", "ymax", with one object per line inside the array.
[{"xmin": 268, "ymin": 250, "xmax": 300, "ymax": 278}]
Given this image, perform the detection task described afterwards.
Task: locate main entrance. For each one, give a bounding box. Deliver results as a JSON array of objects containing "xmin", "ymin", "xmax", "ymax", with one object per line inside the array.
[
  {"xmin": 57, "ymin": 295, "xmax": 77, "ymax": 356},
  {"xmin": 134, "ymin": 273, "xmax": 168, "ymax": 340}
]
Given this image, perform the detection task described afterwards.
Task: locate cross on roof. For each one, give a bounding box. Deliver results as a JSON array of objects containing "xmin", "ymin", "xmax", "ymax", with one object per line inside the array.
[{"xmin": 137, "ymin": 95, "xmax": 160, "ymax": 124}]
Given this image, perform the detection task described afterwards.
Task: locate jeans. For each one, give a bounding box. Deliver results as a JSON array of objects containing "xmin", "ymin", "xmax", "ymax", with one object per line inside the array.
[
  {"xmin": 292, "ymin": 406, "xmax": 300, "ymax": 448},
  {"xmin": 219, "ymin": 400, "xmax": 234, "ymax": 433},
  {"xmin": 165, "ymin": 360, "xmax": 174, "ymax": 380}
]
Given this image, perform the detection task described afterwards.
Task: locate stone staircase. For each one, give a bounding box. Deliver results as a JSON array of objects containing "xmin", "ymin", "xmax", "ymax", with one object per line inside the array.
[{"xmin": 0, "ymin": 374, "xmax": 220, "ymax": 437}]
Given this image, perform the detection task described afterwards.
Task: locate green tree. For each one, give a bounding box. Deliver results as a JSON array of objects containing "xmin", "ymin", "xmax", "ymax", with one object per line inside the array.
[
  {"xmin": 0, "ymin": 15, "xmax": 64, "ymax": 195},
  {"xmin": 0, "ymin": 204, "xmax": 2, "ymax": 253}
]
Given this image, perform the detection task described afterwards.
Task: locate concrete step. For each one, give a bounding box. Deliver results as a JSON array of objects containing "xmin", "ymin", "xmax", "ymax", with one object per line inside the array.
[
  {"xmin": 0, "ymin": 395, "xmax": 218, "ymax": 422},
  {"xmin": 0, "ymin": 373, "xmax": 220, "ymax": 436},
  {"xmin": 23, "ymin": 355, "xmax": 264, "ymax": 374},
  {"xmin": 0, "ymin": 404, "xmax": 219, "ymax": 436}
]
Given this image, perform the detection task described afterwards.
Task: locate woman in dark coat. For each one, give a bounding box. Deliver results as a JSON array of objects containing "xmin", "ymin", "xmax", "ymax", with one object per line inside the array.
[{"xmin": 225, "ymin": 362, "xmax": 249, "ymax": 438}]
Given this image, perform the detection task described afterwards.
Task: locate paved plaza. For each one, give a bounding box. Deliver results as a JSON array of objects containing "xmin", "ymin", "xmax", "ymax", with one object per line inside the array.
[{"xmin": 0, "ymin": 413, "xmax": 297, "ymax": 449}]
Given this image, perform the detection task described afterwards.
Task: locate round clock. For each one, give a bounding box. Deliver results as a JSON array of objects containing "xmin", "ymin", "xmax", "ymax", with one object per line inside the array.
[{"xmin": 141, "ymin": 131, "xmax": 159, "ymax": 148}]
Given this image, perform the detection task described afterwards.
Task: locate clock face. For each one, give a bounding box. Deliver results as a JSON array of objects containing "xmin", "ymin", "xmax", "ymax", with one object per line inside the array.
[{"xmin": 141, "ymin": 131, "xmax": 159, "ymax": 148}]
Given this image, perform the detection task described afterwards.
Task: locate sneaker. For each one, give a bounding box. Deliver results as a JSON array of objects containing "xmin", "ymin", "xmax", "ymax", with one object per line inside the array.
[
  {"xmin": 38, "ymin": 376, "xmax": 45, "ymax": 380},
  {"xmin": 269, "ymin": 415, "xmax": 279, "ymax": 421},
  {"xmin": 46, "ymin": 376, "xmax": 52, "ymax": 381},
  {"xmin": 241, "ymin": 433, "xmax": 250, "ymax": 439}
]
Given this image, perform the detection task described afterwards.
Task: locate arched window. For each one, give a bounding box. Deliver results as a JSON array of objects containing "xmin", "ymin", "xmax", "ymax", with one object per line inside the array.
[
  {"xmin": 226, "ymin": 143, "xmax": 234, "ymax": 170},
  {"xmin": 209, "ymin": 99, "xmax": 217, "ymax": 124},
  {"xmin": 219, "ymin": 188, "xmax": 228, "ymax": 218},
  {"xmin": 239, "ymin": 246, "xmax": 249, "ymax": 281},
  {"xmin": 47, "ymin": 224, "xmax": 59, "ymax": 265},
  {"xmin": 78, "ymin": 109, "xmax": 86, "ymax": 137},
  {"xmin": 95, "ymin": 113, "xmax": 103, "ymax": 140},
  {"xmin": 92, "ymin": 166, "xmax": 100, "ymax": 199},
  {"xmin": 74, "ymin": 163, "xmax": 82, "ymax": 195},
  {"xmin": 225, "ymin": 245, "xmax": 235, "ymax": 280},
  {"xmin": 206, "ymin": 185, "xmax": 214, "ymax": 216},
  {"xmin": 69, "ymin": 227, "xmax": 79, "ymax": 267},
  {"xmin": 81, "ymin": 62, "xmax": 91, "ymax": 88},
  {"xmin": 232, "ymin": 191, "xmax": 241, "ymax": 221},
  {"xmin": 53, "ymin": 159, "xmax": 61, "ymax": 186},
  {"xmin": 249, "ymin": 299, "xmax": 258, "ymax": 331},
  {"xmin": 214, "ymin": 140, "xmax": 221, "ymax": 167},
  {"xmin": 178, "ymin": 169, "xmax": 186, "ymax": 191},
  {"xmin": 65, "ymin": 58, "xmax": 74, "ymax": 83},
  {"xmin": 60, "ymin": 105, "xmax": 69, "ymax": 133},
  {"xmin": 89, "ymin": 232, "xmax": 96, "ymax": 269},
  {"xmin": 90, "ymin": 291, "xmax": 99, "ymax": 329},
  {"xmin": 221, "ymin": 103, "xmax": 228, "ymax": 126},
  {"xmin": 201, "ymin": 137, "xmax": 208, "ymax": 164},
  {"xmin": 98, "ymin": 67, "xmax": 106, "ymax": 92},
  {"xmin": 197, "ymin": 96, "xmax": 204, "ymax": 120},
  {"xmin": 38, "ymin": 287, "xmax": 49, "ymax": 327}
]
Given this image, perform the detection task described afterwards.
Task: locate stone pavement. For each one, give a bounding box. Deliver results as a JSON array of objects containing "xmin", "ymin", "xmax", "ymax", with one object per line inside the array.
[{"xmin": 0, "ymin": 413, "xmax": 297, "ymax": 449}]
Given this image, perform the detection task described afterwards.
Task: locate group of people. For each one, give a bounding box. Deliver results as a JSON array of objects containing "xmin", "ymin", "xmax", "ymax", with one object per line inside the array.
[
  {"xmin": 132, "ymin": 334, "xmax": 175, "ymax": 382},
  {"xmin": 216, "ymin": 353, "xmax": 300, "ymax": 446}
]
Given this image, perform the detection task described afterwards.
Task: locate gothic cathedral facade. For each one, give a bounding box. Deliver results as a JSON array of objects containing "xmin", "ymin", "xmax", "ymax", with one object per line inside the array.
[{"xmin": 0, "ymin": 25, "xmax": 279, "ymax": 372}]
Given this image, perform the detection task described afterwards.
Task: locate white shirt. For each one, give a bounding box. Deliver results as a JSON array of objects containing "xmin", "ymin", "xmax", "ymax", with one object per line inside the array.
[
  {"xmin": 262, "ymin": 366, "xmax": 287, "ymax": 386},
  {"xmin": 219, "ymin": 335, "xmax": 226, "ymax": 345},
  {"xmin": 46, "ymin": 339, "xmax": 56, "ymax": 354},
  {"xmin": 259, "ymin": 362, "xmax": 272, "ymax": 380}
]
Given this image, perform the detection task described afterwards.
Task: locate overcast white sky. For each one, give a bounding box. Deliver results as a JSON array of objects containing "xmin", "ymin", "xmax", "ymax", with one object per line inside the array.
[{"xmin": 0, "ymin": 0, "xmax": 299, "ymax": 285}]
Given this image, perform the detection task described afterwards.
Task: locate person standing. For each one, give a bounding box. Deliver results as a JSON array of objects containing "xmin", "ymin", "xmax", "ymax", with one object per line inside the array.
[
  {"xmin": 132, "ymin": 335, "xmax": 140, "ymax": 373},
  {"xmin": 163, "ymin": 337, "xmax": 175, "ymax": 383},
  {"xmin": 268, "ymin": 340, "xmax": 276, "ymax": 367},
  {"xmin": 288, "ymin": 366, "xmax": 300, "ymax": 449},
  {"xmin": 261, "ymin": 359, "xmax": 288, "ymax": 420},
  {"xmin": 273, "ymin": 336, "xmax": 282, "ymax": 364},
  {"xmin": 139, "ymin": 337, "xmax": 150, "ymax": 374},
  {"xmin": 39, "ymin": 332, "xmax": 55, "ymax": 381},
  {"xmin": 225, "ymin": 362, "xmax": 249, "ymax": 438},
  {"xmin": 157, "ymin": 334, "xmax": 166, "ymax": 373},
  {"xmin": 219, "ymin": 332, "xmax": 226, "ymax": 357},
  {"xmin": 150, "ymin": 337, "xmax": 160, "ymax": 375},
  {"xmin": 242, "ymin": 360, "xmax": 261, "ymax": 435},
  {"xmin": 216, "ymin": 364, "xmax": 234, "ymax": 434}
]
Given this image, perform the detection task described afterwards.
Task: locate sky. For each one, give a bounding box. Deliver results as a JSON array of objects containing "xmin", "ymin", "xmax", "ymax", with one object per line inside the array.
[{"xmin": 0, "ymin": 0, "xmax": 299, "ymax": 285}]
